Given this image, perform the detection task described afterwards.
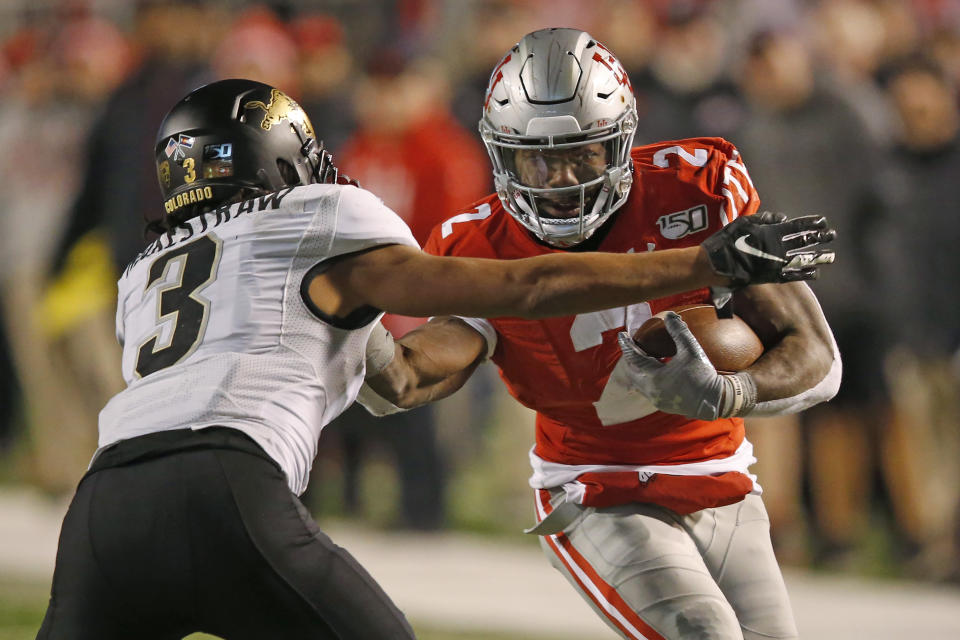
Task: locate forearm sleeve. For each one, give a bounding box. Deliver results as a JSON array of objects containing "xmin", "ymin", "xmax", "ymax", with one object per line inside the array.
[
  {"xmin": 746, "ymin": 332, "xmax": 842, "ymax": 416},
  {"xmin": 356, "ymin": 381, "xmax": 406, "ymax": 416},
  {"xmin": 365, "ymin": 321, "xmax": 396, "ymax": 375}
]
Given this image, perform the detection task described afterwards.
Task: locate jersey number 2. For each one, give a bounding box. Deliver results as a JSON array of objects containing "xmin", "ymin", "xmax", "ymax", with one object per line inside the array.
[
  {"xmin": 135, "ymin": 234, "xmax": 222, "ymax": 378},
  {"xmin": 569, "ymin": 303, "xmax": 658, "ymax": 426}
]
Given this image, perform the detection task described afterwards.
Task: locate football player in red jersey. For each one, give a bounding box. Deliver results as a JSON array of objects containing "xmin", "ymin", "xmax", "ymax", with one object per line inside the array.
[{"xmin": 359, "ymin": 29, "xmax": 840, "ymax": 640}]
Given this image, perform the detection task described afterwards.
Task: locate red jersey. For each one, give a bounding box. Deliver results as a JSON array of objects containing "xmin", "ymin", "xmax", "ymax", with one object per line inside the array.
[{"xmin": 424, "ymin": 138, "xmax": 760, "ymax": 469}]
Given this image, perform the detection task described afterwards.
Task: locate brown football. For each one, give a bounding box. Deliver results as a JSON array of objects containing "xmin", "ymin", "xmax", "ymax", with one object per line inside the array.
[{"xmin": 632, "ymin": 304, "xmax": 763, "ymax": 374}]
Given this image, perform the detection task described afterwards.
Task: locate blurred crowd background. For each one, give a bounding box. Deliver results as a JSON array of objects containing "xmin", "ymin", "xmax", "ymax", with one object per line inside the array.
[{"xmin": 1, "ymin": 0, "xmax": 959, "ymax": 586}]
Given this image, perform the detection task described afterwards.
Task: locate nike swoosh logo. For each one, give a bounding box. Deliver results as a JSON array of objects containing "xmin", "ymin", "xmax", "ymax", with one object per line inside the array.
[{"xmin": 734, "ymin": 234, "xmax": 786, "ymax": 263}]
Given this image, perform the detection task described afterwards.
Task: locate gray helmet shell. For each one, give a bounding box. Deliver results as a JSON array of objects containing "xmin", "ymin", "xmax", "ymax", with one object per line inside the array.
[{"xmin": 480, "ymin": 28, "xmax": 638, "ymax": 247}]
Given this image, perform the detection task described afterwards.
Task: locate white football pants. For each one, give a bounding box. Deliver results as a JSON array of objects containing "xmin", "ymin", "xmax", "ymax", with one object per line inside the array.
[{"xmin": 535, "ymin": 492, "xmax": 798, "ymax": 640}]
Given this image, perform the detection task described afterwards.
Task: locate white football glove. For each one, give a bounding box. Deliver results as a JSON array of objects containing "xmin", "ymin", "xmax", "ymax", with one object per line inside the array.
[{"xmin": 616, "ymin": 312, "xmax": 757, "ymax": 421}]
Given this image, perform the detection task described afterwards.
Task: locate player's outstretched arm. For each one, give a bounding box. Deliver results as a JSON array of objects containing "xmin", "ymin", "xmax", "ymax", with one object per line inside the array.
[
  {"xmin": 309, "ymin": 243, "xmax": 721, "ymax": 321},
  {"xmin": 305, "ymin": 212, "xmax": 836, "ymax": 322}
]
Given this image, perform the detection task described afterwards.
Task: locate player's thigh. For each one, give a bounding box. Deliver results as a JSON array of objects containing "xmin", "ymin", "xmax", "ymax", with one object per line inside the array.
[
  {"xmin": 689, "ymin": 495, "xmax": 798, "ymax": 640},
  {"xmin": 208, "ymin": 448, "xmax": 416, "ymax": 640},
  {"xmin": 36, "ymin": 472, "xmax": 188, "ymax": 640},
  {"xmin": 539, "ymin": 497, "xmax": 742, "ymax": 640}
]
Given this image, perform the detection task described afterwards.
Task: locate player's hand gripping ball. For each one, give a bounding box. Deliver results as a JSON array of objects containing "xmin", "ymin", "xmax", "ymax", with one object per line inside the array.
[
  {"xmin": 632, "ymin": 304, "xmax": 763, "ymax": 374},
  {"xmin": 618, "ymin": 307, "xmax": 762, "ymax": 420}
]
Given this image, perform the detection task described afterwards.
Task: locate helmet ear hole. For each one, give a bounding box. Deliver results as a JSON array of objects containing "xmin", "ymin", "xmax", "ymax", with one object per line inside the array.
[{"xmin": 276, "ymin": 158, "xmax": 301, "ymax": 186}]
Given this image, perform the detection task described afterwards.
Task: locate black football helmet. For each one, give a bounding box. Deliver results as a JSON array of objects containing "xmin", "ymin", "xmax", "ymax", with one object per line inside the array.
[{"xmin": 153, "ymin": 78, "xmax": 338, "ymax": 232}]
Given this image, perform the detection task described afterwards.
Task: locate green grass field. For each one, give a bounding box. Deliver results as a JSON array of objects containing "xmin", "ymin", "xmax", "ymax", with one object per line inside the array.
[
  {"xmin": 0, "ymin": 580, "xmax": 47, "ymax": 640},
  {"xmin": 0, "ymin": 578, "xmax": 556, "ymax": 640}
]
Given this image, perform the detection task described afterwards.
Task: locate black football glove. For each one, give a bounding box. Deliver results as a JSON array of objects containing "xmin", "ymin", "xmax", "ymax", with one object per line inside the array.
[{"xmin": 702, "ymin": 211, "xmax": 836, "ymax": 287}]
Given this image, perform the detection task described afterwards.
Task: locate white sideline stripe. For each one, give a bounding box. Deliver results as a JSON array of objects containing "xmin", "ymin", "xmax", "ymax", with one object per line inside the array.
[{"xmin": 534, "ymin": 491, "xmax": 654, "ymax": 640}]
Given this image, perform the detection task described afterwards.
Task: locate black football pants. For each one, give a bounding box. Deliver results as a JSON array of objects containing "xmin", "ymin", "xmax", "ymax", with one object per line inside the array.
[{"xmin": 36, "ymin": 428, "xmax": 416, "ymax": 639}]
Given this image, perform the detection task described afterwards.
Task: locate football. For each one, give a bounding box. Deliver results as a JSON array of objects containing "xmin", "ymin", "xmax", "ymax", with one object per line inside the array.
[{"xmin": 632, "ymin": 304, "xmax": 763, "ymax": 374}]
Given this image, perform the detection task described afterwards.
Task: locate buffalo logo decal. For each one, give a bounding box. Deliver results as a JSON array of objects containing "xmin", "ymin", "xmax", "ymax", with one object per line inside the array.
[
  {"xmin": 158, "ymin": 160, "xmax": 171, "ymax": 188},
  {"xmin": 244, "ymin": 89, "xmax": 314, "ymax": 138}
]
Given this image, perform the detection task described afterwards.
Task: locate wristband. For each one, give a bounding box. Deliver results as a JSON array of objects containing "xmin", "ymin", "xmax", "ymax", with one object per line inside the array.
[
  {"xmin": 356, "ymin": 381, "xmax": 405, "ymax": 416},
  {"xmin": 365, "ymin": 322, "xmax": 396, "ymax": 376},
  {"xmin": 719, "ymin": 371, "xmax": 757, "ymax": 418}
]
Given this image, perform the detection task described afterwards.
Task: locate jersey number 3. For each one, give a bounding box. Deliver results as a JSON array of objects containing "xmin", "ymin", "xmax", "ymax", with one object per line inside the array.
[{"xmin": 135, "ymin": 234, "xmax": 222, "ymax": 378}]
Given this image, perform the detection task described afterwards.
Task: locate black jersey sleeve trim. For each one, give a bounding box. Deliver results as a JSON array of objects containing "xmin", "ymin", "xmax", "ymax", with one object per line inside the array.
[{"xmin": 300, "ymin": 249, "xmax": 383, "ymax": 330}]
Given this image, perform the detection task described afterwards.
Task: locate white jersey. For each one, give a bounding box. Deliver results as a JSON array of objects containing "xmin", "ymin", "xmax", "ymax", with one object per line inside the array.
[{"xmin": 98, "ymin": 183, "xmax": 418, "ymax": 495}]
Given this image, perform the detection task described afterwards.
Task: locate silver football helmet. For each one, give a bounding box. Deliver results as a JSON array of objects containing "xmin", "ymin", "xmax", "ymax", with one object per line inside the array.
[{"xmin": 480, "ymin": 28, "xmax": 638, "ymax": 247}]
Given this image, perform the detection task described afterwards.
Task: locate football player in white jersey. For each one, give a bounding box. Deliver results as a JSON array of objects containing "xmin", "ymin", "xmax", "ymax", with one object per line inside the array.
[{"xmin": 38, "ymin": 78, "xmax": 835, "ymax": 639}]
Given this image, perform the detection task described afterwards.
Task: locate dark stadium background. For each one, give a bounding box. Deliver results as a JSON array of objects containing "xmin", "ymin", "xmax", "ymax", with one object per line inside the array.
[{"xmin": 1, "ymin": 1, "xmax": 959, "ymax": 638}]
